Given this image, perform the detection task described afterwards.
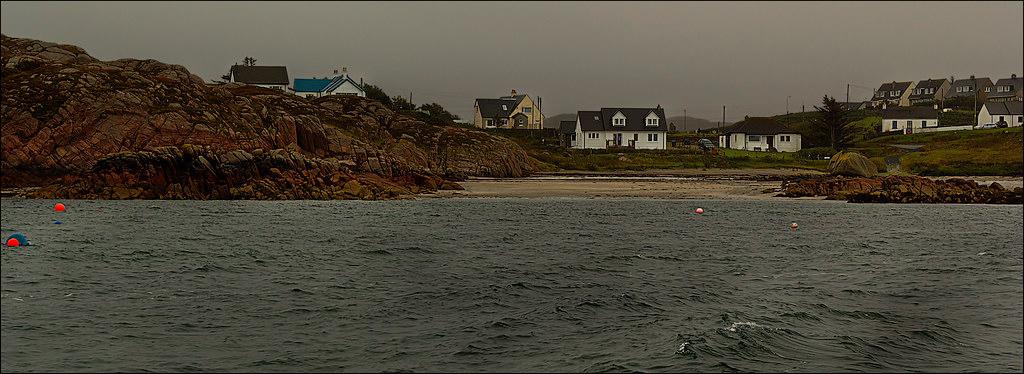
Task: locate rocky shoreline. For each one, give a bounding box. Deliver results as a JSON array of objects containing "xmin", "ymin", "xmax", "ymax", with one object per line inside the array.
[{"xmin": 780, "ymin": 175, "xmax": 1023, "ymax": 204}]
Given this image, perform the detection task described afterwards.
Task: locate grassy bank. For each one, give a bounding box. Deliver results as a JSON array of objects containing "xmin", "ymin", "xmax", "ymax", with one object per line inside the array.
[{"xmin": 851, "ymin": 127, "xmax": 1023, "ymax": 176}]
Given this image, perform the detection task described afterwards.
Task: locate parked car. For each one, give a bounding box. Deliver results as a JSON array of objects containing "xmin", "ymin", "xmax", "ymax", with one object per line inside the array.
[
  {"xmin": 977, "ymin": 123, "xmax": 998, "ymax": 130},
  {"xmin": 698, "ymin": 138, "xmax": 716, "ymax": 151},
  {"xmin": 996, "ymin": 120, "xmax": 1009, "ymax": 128}
]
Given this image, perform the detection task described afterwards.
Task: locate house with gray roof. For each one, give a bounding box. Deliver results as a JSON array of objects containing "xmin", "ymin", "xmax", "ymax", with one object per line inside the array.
[
  {"xmin": 978, "ymin": 101, "xmax": 1023, "ymax": 128},
  {"xmin": 571, "ymin": 106, "xmax": 668, "ymax": 149},
  {"xmin": 947, "ymin": 76, "xmax": 993, "ymax": 101},
  {"xmin": 871, "ymin": 81, "xmax": 916, "ymax": 108},
  {"xmin": 881, "ymin": 107, "xmax": 940, "ymax": 134},
  {"xmin": 908, "ymin": 78, "xmax": 951, "ymax": 105},
  {"xmin": 988, "ymin": 74, "xmax": 1023, "ymax": 102},
  {"xmin": 225, "ymin": 64, "xmax": 289, "ymax": 91},
  {"xmin": 472, "ymin": 89, "xmax": 544, "ymax": 129},
  {"xmin": 717, "ymin": 116, "xmax": 802, "ymax": 152}
]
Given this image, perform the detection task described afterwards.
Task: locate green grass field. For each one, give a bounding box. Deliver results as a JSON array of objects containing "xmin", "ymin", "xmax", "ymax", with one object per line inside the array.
[{"xmin": 851, "ymin": 127, "xmax": 1023, "ymax": 176}]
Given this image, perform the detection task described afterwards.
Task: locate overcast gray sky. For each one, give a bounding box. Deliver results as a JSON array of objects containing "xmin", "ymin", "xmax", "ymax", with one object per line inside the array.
[{"xmin": 2, "ymin": 1, "xmax": 1022, "ymax": 123}]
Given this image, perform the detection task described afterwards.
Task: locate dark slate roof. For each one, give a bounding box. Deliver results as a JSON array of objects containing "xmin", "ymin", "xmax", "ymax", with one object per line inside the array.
[
  {"xmin": 985, "ymin": 101, "xmax": 1023, "ymax": 115},
  {"xmin": 597, "ymin": 107, "xmax": 668, "ymax": 131},
  {"xmin": 230, "ymin": 65, "xmax": 289, "ymax": 85},
  {"xmin": 841, "ymin": 101, "xmax": 869, "ymax": 110},
  {"xmin": 577, "ymin": 111, "xmax": 604, "ymax": 131},
  {"xmin": 559, "ymin": 120, "xmax": 576, "ymax": 134},
  {"xmin": 874, "ymin": 81, "xmax": 913, "ymax": 99},
  {"xmin": 324, "ymin": 75, "xmax": 363, "ymax": 92},
  {"xmin": 498, "ymin": 94, "xmax": 527, "ymax": 108},
  {"xmin": 947, "ymin": 77, "xmax": 993, "ymax": 98},
  {"xmin": 988, "ymin": 77, "xmax": 1023, "ymax": 99},
  {"xmin": 724, "ymin": 117, "xmax": 796, "ymax": 135},
  {"xmin": 881, "ymin": 107, "xmax": 939, "ymax": 119},
  {"xmin": 908, "ymin": 78, "xmax": 948, "ymax": 100},
  {"xmin": 475, "ymin": 98, "xmax": 518, "ymax": 118}
]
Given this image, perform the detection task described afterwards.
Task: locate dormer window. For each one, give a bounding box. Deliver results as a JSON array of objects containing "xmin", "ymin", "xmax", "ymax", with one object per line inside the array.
[
  {"xmin": 523, "ymin": 107, "xmax": 532, "ymax": 114},
  {"xmin": 646, "ymin": 118, "xmax": 659, "ymax": 126},
  {"xmin": 613, "ymin": 118, "xmax": 626, "ymax": 126},
  {"xmin": 501, "ymin": 104, "xmax": 508, "ymax": 110}
]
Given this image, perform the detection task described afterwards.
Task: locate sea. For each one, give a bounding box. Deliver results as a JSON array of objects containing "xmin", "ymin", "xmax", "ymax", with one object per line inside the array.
[{"xmin": 2, "ymin": 198, "xmax": 1022, "ymax": 372}]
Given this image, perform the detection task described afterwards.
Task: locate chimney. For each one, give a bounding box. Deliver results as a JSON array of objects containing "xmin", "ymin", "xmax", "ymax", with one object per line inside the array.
[
  {"xmin": 970, "ymin": 75, "xmax": 975, "ymax": 79},
  {"xmin": 342, "ymin": 66, "xmax": 348, "ymax": 78},
  {"xmin": 1013, "ymin": 74, "xmax": 1017, "ymax": 79},
  {"xmin": 511, "ymin": 89, "xmax": 517, "ymax": 96},
  {"xmin": 537, "ymin": 96, "xmax": 542, "ymax": 112},
  {"xmin": 334, "ymin": 69, "xmax": 339, "ymax": 75}
]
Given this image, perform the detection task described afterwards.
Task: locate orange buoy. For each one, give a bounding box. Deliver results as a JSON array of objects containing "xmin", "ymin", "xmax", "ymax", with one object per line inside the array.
[
  {"xmin": 695, "ymin": 208, "xmax": 704, "ymax": 214},
  {"xmin": 55, "ymin": 202, "xmax": 66, "ymax": 212},
  {"xmin": 6, "ymin": 237, "xmax": 20, "ymax": 247}
]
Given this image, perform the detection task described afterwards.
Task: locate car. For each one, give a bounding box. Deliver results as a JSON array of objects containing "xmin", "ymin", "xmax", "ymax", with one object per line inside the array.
[
  {"xmin": 977, "ymin": 123, "xmax": 998, "ymax": 130},
  {"xmin": 698, "ymin": 138, "xmax": 717, "ymax": 151},
  {"xmin": 996, "ymin": 120, "xmax": 1009, "ymax": 128}
]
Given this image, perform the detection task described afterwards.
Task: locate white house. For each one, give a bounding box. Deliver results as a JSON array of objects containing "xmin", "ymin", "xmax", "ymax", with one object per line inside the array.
[
  {"xmin": 572, "ymin": 107, "xmax": 668, "ymax": 149},
  {"xmin": 881, "ymin": 107, "xmax": 941, "ymax": 134},
  {"xmin": 977, "ymin": 101, "xmax": 1023, "ymax": 128},
  {"xmin": 225, "ymin": 64, "xmax": 289, "ymax": 91},
  {"xmin": 717, "ymin": 117, "xmax": 801, "ymax": 152},
  {"xmin": 292, "ymin": 67, "xmax": 366, "ymax": 98}
]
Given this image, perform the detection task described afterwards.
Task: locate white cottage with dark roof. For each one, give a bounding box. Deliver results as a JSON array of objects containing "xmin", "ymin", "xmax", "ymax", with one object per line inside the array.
[
  {"xmin": 978, "ymin": 102, "xmax": 1023, "ymax": 128},
  {"xmin": 717, "ymin": 117, "xmax": 801, "ymax": 152},
  {"xmin": 571, "ymin": 107, "xmax": 668, "ymax": 149},
  {"xmin": 224, "ymin": 64, "xmax": 289, "ymax": 91}
]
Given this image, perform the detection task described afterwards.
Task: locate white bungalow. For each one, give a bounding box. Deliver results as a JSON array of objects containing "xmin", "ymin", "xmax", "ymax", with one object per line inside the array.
[
  {"xmin": 881, "ymin": 107, "xmax": 940, "ymax": 134},
  {"xmin": 292, "ymin": 67, "xmax": 366, "ymax": 98},
  {"xmin": 977, "ymin": 102, "xmax": 1023, "ymax": 128},
  {"xmin": 571, "ymin": 107, "xmax": 668, "ymax": 149},
  {"xmin": 225, "ymin": 64, "xmax": 289, "ymax": 91},
  {"xmin": 717, "ymin": 117, "xmax": 802, "ymax": 152}
]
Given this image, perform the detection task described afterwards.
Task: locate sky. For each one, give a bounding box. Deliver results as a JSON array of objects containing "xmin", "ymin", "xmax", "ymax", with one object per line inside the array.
[{"xmin": 2, "ymin": 1, "xmax": 1022, "ymax": 124}]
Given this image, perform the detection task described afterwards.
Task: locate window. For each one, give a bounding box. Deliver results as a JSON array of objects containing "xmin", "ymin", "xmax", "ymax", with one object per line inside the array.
[
  {"xmin": 780, "ymin": 135, "xmax": 790, "ymax": 142},
  {"xmin": 1018, "ymin": 116, "xmax": 1022, "ymax": 123},
  {"xmin": 613, "ymin": 118, "xmax": 626, "ymax": 126},
  {"xmin": 518, "ymin": 118, "xmax": 525, "ymax": 125},
  {"xmin": 891, "ymin": 121, "xmax": 898, "ymax": 130},
  {"xmin": 571, "ymin": 133, "xmax": 576, "ymax": 141},
  {"xmin": 921, "ymin": 120, "xmax": 927, "ymax": 127},
  {"xmin": 748, "ymin": 135, "xmax": 761, "ymax": 142},
  {"xmin": 502, "ymin": 104, "xmax": 508, "ymax": 110},
  {"xmin": 654, "ymin": 133, "xmax": 658, "ymax": 141},
  {"xmin": 999, "ymin": 116, "xmax": 1005, "ymax": 121},
  {"xmin": 906, "ymin": 121, "xmax": 912, "ymax": 128},
  {"xmin": 647, "ymin": 133, "xmax": 659, "ymax": 141},
  {"xmin": 523, "ymin": 107, "xmax": 532, "ymax": 114},
  {"xmin": 633, "ymin": 134, "xmax": 639, "ymax": 141},
  {"xmin": 485, "ymin": 119, "xmax": 494, "ymax": 126},
  {"xmin": 646, "ymin": 118, "xmax": 659, "ymax": 126},
  {"xmin": 985, "ymin": 87, "xmax": 991, "ymax": 93},
  {"xmin": 588, "ymin": 132, "xmax": 600, "ymax": 139}
]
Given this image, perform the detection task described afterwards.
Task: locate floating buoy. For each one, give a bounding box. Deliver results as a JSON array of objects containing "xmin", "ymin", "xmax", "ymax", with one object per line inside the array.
[
  {"xmin": 790, "ymin": 222, "xmax": 798, "ymax": 230},
  {"xmin": 54, "ymin": 220, "xmax": 63, "ymax": 225},
  {"xmin": 695, "ymin": 208, "xmax": 704, "ymax": 214},
  {"xmin": 54, "ymin": 202, "xmax": 66, "ymax": 212},
  {"xmin": 6, "ymin": 233, "xmax": 28, "ymax": 247}
]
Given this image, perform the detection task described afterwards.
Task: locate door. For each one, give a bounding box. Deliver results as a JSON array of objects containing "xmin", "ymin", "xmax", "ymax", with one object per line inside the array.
[
  {"xmin": 766, "ymin": 135, "xmax": 774, "ymax": 150},
  {"xmin": 614, "ymin": 133, "xmax": 623, "ymax": 146}
]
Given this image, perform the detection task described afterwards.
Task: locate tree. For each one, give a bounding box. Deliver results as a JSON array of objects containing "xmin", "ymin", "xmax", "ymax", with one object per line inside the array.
[
  {"xmin": 416, "ymin": 103, "xmax": 460, "ymax": 124},
  {"xmin": 390, "ymin": 95, "xmax": 416, "ymax": 111},
  {"xmin": 811, "ymin": 95, "xmax": 855, "ymax": 150},
  {"xmin": 243, "ymin": 57, "xmax": 256, "ymax": 66},
  {"xmin": 363, "ymin": 84, "xmax": 393, "ymax": 107}
]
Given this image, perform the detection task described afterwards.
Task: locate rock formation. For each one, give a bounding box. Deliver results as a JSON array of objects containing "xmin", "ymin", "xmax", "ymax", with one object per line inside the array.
[
  {"xmin": 827, "ymin": 151, "xmax": 877, "ymax": 177},
  {"xmin": 1, "ymin": 35, "xmax": 537, "ymax": 199},
  {"xmin": 780, "ymin": 175, "xmax": 1022, "ymax": 204}
]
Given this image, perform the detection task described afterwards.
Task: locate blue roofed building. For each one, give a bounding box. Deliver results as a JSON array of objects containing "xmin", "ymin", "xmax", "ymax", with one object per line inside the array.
[{"xmin": 291, "ymin": 67, "xmax": 366, "ymax": 98}]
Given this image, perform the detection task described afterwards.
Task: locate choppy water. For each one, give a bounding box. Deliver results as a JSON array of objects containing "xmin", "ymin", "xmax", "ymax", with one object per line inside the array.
[{"xmin": 1, "ymin": 198, "xmax": 1022, "ymax": 372}]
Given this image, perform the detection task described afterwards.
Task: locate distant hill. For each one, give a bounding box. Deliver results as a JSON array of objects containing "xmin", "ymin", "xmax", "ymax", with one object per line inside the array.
[{"xmin": 544, "ymin": 113, "xmax": 727, "ymax": 131}]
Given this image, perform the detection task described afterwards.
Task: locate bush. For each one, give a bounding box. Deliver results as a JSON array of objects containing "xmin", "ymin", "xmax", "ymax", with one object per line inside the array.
[{"xmin": 798, "ymin": 147, "xmax": 837, "ymax": 160}]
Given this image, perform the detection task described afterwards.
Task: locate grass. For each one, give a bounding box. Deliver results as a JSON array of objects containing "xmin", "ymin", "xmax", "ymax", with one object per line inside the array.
[{"xmin": 851, "ymin": 127, "xmax": 1023, "ymax": 176}]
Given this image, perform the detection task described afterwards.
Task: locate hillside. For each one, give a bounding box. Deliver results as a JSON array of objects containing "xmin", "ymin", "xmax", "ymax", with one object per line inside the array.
[{"xmin": 0, "ymin": 35, "xmax": 538, "ymax": 199}]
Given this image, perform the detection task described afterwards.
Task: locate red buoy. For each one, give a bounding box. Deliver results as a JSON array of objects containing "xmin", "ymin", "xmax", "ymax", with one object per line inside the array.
[
  {"xmin": 55, "ymin": 203, "xmax": 66, "ymax": 212},
  {"xmin": 6, "ymin": 238, "xmax": 19, "ymax": 247},
  {"xmin": 695, "ymin": 208, "xmax": 704, "ymax": 214}
]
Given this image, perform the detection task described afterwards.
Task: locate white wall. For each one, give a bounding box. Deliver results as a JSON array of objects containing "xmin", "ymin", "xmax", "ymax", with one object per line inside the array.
[
  {"xmin": 572, "ymin": 129, "xmax": 666, "ymax": 149},
  {"xmin": 882, "ymin": 117, "xmax": 937, "ymax": 133},
  {"xmin": 917, "ymin": 125, "xmax": 973, "ymax": 133},
  {"xmin": 978, "ymin": 107, "xmax": 1023, "ymax": 128},
  {"xmin": 326, "ymin": 80, "xmax": 366, "ymax": 97},
  {"xmin": 721, "ymin": 132, "xmax": 801, "ymax": 152},
  {"xmin": 773, "ymin": 134, "xmax": 802, "ymax": 152}
]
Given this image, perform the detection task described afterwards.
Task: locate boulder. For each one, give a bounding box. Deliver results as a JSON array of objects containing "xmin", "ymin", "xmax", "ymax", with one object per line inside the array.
[{"xmin": 827, "ymin": 151, "xmax": 877, "ymax": 177}]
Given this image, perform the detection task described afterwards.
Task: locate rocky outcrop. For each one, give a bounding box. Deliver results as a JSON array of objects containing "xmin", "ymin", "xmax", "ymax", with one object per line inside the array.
[
  {"xmin": 827, "ymin": 151, "xmax": 877, "ymax": 177},
  {"xmin": 780, "ymin": 176, "xmax": 1023, "ymax": 204},
  {"xmin": 1, "ymin": 35, "xmax": 536, "ymax": 199}
]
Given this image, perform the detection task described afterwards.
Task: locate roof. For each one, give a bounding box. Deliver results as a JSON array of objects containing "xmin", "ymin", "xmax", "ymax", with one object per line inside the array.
[
  {"xmin": 989, "ymin": 77, "xmax": 1023, "ymax": 99},
  {"xmin": 293, "ymin": 78, "xmax": 332, "ymax": 93},
  {"xmin": 559, "ymin": 120, "xmax": 576, "ymax": 134},
  {"xmin": 723, "ymin": 117, "xmax": 796, "ymax": 135},
  {"xmin": 324, "ymin": 75, "xmax": 363, "ymax": 93},
  {"xmin": 908, "ymin": 78, "xmax": 948, "ymax": 100},
  {"xmin": 574, "ymin": 107, "xmax": 668, "ymax": 132},
  {"xmin": 229, "ymin": 65, "xmax": 289, "ymax": 85},
  {"xmin": 947, "ymin": 77, "xmax": 993, "ymax": 98},
  {"xmin": 577, "ymin": 110, "xmax": 604, "ymax": 131},
  {"xmin": 841, "ymin": 101, "xmax": 869, "ymax": 110},
  {"xmin": 984, "ymin": 101, "xmax": 1023, "ymax": 115},
  {"xmin": 498, "ymin": 94, "xmax": 527, "ymax": 108},
  {"xmin": 874, "ymin": 81, "xmax": 914, "ymax": 99},
  {"xmin": 475, "ymin": 98, "xmax": 518, "ymax": 118},
  {"xmin": 881, "ymin": 107, "xmax": 939, "ymax": 119}
]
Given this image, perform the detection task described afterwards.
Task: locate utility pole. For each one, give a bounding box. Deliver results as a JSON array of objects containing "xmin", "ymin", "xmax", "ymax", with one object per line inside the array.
[
  {"xmin": 683, "ymin": 108, "xmax": 687, "ymax": 130},
  {"xmin": 786, "ymin": 96, "xmax": 790, "ymax": 115},
  {"xmin": 722, "ymin": 105, "xmax": 726, "ymax": 129},
  {"xmin": 409, "ymin": 91, "xmax": 413, "ymax": 106},
  {"xmin": 846, "ymin": 83, "xmax": 850, "ymax": 104}
]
